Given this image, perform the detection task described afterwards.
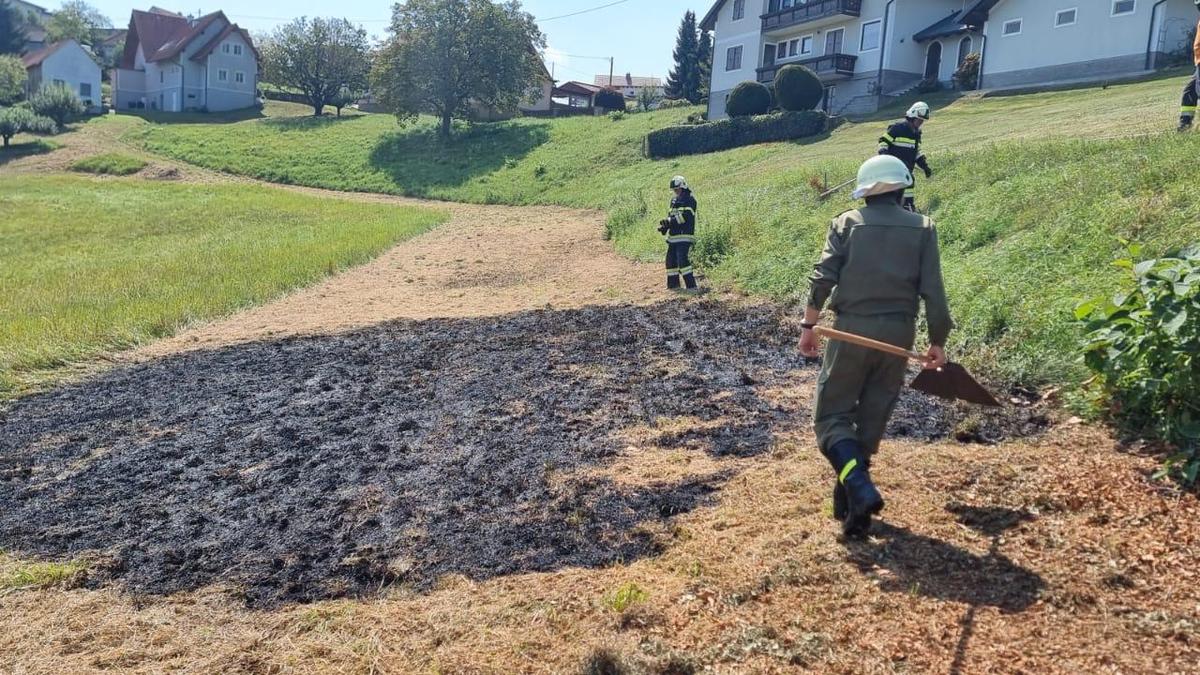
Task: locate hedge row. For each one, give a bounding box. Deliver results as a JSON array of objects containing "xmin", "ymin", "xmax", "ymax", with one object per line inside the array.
[{"xmin": 644, "ymin": 110, "xmax": 832, "ymax": 158}]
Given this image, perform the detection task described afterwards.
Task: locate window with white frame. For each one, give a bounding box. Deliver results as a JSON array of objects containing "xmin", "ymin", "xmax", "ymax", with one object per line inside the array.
[
  {"xmin": 235, "ymin": 71, "xmax": 245, "ymax": 84},
  {"xmin": 222, "ymin": 43, "xmax": 230, "ymax": 54},
  {"xmin": 726, "ymin": 45, "xmax": 743, "ymax": 71},
  {"xmin": 732, "ymin": 0, "xmax": 745, "ymax": 21},
  {"xmin": 1055, "ymin": 8, "xmax": 1077, "ymax": 27},
  {"xmin": 800, "ymin": 35, "xmax": 813, "ymax": 55},
  {"xmin": 218, "ymin": 69, "xmax": 228, "ymax": 82},
  {"xmin": 233, "ymin": 44, "xmax": 243, "ymax": 56},
  {"xmin": 1112, "ymin": 0, "xmax": 1135, "ymax": 16},
  {"xmin": 1002, "ymin": 18, "xmax": 1023, "ymax": 36},
  {"xmin": 860, "ymin": 19, "xmax": 882, "ymax": 52},
  {"xmin": 789, "ymin": 39, "xmax": 799, "ymax": 56}
]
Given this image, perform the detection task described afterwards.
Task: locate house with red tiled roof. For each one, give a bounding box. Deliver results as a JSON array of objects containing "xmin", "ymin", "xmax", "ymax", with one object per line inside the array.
[
  {"xmin": 112, "ymin": 7, "xmax": 260, "ymax": 113},
  {"xmin": 22, "ymin": 39, "xmax": 103, "ymax": 113}
]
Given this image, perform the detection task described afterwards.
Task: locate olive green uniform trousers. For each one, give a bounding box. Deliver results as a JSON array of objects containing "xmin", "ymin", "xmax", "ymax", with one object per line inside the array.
[{"xmin": 814, "ymin": 313, "xmax": 916, "ymax": 456}]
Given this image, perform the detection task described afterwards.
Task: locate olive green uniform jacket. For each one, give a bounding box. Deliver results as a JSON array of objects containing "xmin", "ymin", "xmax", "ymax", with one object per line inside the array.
[{"xmin": 807, "ymin": 202, "xmax": 953, "ymax": 455}]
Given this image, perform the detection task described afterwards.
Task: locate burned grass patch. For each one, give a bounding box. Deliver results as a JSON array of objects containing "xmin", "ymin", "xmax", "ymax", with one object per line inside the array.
[{"xmin": 0, "ymin": 300, "xmax": 1048, "ymax": 607}]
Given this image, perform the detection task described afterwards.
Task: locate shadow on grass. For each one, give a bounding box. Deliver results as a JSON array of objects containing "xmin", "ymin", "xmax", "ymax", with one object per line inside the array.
[
  {"xmin": 368, "ymin": 120, "xmax": 551, "ymax": 195},
  {"xmin": 0, "ymin": 140, "xmax": 55, "ymax": 166},
  {"xmin": 0, "ymin": 300, "xmax": 799, "ymax": 607},
  {"xmin": 115, "ymin": 106, "xmax": 266, "ymax": 125},
  {"xmin": 845, "ymin": 507, "xmax": 1044, "ymax": 612},
  {"xmin": 260, "ymin": 113, "xmax": 372, "ymax": 132}
]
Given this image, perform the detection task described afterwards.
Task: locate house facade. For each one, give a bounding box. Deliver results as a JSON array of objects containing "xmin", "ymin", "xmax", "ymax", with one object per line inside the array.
[
  {"xmin": 702, "ymin": 0, "xmax": 1199, "ymax": 120},
  {"xmin": 22, "ymin": 38, "xmax": 102, "ymax": 111},
  {"xmin": 593, "ymin": 74, "xmax": 666, "ymax": 99},
  {"xmin": 22, "ymin": 39, "xmax": 103, "ymax": 112},
  {"xmin": 113, "ymin": 8, "xmax": 259, "ymax": 113}
]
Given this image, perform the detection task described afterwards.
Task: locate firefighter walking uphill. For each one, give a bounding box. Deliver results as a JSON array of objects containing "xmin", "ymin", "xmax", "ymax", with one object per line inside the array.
[
  {"xmin": 659, "ymin": 176, "xmax": 699, "ymax": 291},
  {"xmin": 878, "ymin": 101, "xmax": 933, "ymax": 212}
]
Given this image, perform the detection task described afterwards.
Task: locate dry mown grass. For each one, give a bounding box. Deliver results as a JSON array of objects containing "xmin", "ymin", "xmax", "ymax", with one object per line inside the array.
[{"xmin": 2, "ymin": 426, "xmax": 1197, "ymax": 674}]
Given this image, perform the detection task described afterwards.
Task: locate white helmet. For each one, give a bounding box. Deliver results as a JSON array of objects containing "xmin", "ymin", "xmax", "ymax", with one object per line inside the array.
[
  {"xmin": 852, "ymin": 155, "xmax": 913, "ymax": 200},
  {"xmin": 906, "ymin": 101, "xmax": 930, "ymax": 120},
  {"xmin": 670, "ymin": 175, "xmax": 689, "ymax": 190}
]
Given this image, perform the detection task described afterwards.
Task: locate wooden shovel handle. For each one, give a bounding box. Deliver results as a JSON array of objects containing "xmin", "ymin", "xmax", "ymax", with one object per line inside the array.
[{"xmin": 813, "ymin": 326, "xmax": 928, "ymax": 363}]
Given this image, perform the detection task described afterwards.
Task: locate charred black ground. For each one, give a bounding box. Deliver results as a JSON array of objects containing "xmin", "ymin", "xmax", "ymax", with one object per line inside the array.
[{"xmin": 0, "ymin": 300, "xmax": 1048, "ymax": 607}]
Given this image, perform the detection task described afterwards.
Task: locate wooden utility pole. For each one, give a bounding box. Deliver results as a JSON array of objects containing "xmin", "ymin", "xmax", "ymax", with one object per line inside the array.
[{"xmin": 609, "ymin": 57, "xmax": 614, "ymax": 87}]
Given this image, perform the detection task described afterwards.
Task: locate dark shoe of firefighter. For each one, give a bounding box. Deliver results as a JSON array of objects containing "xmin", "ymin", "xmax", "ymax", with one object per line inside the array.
[
  {"xmin": 831, "ymin": 454, "xmax": 870, "ymax": 520},
  {"xmin": 823, "ymin": 439, "xmax": 884, "ymax": 536}
]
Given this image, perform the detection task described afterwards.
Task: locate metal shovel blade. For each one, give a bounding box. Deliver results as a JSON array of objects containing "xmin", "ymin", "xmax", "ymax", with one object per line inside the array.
[{"xmin": 910, "ymin": 363, "xmax": 1002, "ymax": 407}]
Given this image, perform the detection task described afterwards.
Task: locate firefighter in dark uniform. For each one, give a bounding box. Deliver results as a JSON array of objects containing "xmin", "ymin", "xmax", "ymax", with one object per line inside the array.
[
  {"xmin": 878, "ymin": 101, "xmax": 932, "ymax": 212},
  {"xmin": 798, "ymin": 155, "xmax": 954, "ymax": 537},
  {"xmin": 1178, "ymin": 0, "xmax": 1200, "ymax": 131},
  {"xmin": 659, "ymin": 176, "xmax": 698, "ymax": 291}
]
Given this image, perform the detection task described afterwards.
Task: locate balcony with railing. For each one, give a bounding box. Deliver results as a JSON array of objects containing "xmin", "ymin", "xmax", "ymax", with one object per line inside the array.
[
  {"xmin": 761, "ymin": 0, "xmax": 862, "ymax": 33},
  {"xmin": 757, "ymin": 53, "xmax": 857, "ymax": 83}
]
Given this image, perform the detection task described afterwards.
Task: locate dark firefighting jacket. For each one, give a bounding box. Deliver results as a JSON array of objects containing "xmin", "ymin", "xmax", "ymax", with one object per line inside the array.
[
  {"xmin": 878, "ymin": 120, "xmax": 930, "ymax": 175},
  {"xmin": 663, "ymin": 191, "xmax": 697, "ymax": 244}
]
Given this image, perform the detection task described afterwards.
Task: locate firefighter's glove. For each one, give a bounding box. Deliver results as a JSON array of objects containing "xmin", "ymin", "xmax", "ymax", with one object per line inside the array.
[
  {"xmin": 658, "ymin": 219, "xmax": 671, "ymax": 234},
  {"xmin": 923, "ymin": 166, "xmax": 933, "ymax": 178}
]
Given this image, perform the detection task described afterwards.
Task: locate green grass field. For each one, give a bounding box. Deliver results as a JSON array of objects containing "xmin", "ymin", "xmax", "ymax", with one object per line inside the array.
[
  {"xmin": 69, "ymin": 152, "xmax": 148, "ymax": 175},
  {"xmin": 124, "ymin": 73, "xmax": 1200, "ymax": 384},
  {"xmin": 0, "ymin": 175, "xmax": 446, "ymax": 396}
]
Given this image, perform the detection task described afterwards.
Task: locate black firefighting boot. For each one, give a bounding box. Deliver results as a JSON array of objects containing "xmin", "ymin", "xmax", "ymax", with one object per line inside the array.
[
  {"xmin": 823, "ymin": 439, "xmax": 884, "ymax": 537},
  {"xmin": 1179, "ymin": 117, "xmax": 1193, "ymax": 132},
  {"xmin": 831, "ymin": 455, "xmax": 870, "ymax": 521}
]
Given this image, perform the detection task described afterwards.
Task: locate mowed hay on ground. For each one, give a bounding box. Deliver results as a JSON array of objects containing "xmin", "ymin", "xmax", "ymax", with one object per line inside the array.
[{"xmin": 0, "ymin": 174, "xmax": 447, "ymax": 396}]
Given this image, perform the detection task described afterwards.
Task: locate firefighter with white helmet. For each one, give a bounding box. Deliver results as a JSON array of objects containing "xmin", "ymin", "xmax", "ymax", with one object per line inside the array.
[
  {"xmin": 658, "ymin": 176, "xmax": 698, "ymax": 291},
  {"xmin": 878, "ymin": 101, "xmax": 933, "ymax": 211},
  {"xmin": 798, "ymin": 154, "xmax": 953, "ymax": 536}
]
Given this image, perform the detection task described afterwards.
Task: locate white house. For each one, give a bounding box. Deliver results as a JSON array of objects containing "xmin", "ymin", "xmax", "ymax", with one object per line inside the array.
[
  {"xmin": 701, "ymin": 0, "xmax": 1199, "ymax": 120},
  {"xmin": 593, "ymin": 74, "xmax": 666, "ymax": 99},
  {"xmin": 920, "ymin": 0, "xmax": 1197, "ymax": 90},
  {"xmin": 21, "ymin": 39, "xmax": 103, "ymax": 112},
  {"xmin": 113, "ymin": 8, "xmax": 259, "ymax": 113}
]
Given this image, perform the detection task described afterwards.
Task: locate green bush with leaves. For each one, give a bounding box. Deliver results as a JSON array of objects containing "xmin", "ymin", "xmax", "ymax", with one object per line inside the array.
[
  {"xmin": 1077, "ymin": 244, "xmax": 1200, "ymax": 487},
  {"xmin": 0, "ymin": 55, "xmax": 27, "ymax": 106},
  {"xmin": 773, "ymin": 64, "xmax": 823, "ymax": 111},
  {"xmin": 725, "ymin": 80, "xmax": 771, "ymax": 117},
  {"xmin": 0, "ymin": 106, "xmax": 56, "ymax": 147},
  {"xmin": 645, "ymin": 110, "xmax": 828, "ymax": 158},
  {"xmin": 594, "ymin": 89, "xmax": 625, "ymax": 111},
  {"xmin": 954, "ymin": 52, "xmax": 980, "ymax": 90},
  {"xmin": 29, "ymin": 83, "xmax": 86, "ymax": 128}
]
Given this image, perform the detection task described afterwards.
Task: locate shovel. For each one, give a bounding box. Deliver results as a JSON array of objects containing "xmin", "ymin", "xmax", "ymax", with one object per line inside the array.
[
  {"xmin": 814, "ymin": 326, "xmax": 1002, "ymax": 407},
  {"xmin": 818, "ymin": 177, "xmax": 856, "ymax": 201}
]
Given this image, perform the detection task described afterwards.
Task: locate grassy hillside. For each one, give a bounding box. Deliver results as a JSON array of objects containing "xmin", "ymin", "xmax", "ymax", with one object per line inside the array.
[
  {"xmin": 125, "ymin": 73, "xmax": 1200, "ymax": 384},
  {"xmin": 0, "ymin": 175, "xmax": 446, "ymax": 396}
]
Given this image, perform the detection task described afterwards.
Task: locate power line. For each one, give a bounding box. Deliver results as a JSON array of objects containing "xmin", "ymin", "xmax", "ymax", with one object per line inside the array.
[{"xmin": 538, "ymin": 0, "xmax": 629, "ymax": 22}]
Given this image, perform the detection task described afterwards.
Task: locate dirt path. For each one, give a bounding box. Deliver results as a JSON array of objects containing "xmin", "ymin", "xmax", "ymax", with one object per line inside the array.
[{"xmin": 1, "ymin": 117, "xmax": 1198, "ymax": 674}]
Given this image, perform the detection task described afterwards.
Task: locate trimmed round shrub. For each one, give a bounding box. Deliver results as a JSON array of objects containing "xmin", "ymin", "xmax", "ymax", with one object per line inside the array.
[
  {"xmin": 725, "ymin": 81, "xmax": 771, "ymax": 117},
  {"xmin": 594, "ymin": 88, "xmax": 625, "ymax": 111},
  {"xmin": 773, "ymin": 64, "xmax": 823, "ymax": 111}
]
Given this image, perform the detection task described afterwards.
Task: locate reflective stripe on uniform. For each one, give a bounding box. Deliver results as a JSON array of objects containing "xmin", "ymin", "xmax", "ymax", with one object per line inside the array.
[
  {"xmin": 667, "ymin": 235, "xmax": 696, "ymax": 244},
  {"xmin": 679, "ymin": 266, "xmax": 694, "ymax": 276},
  {"xmin": 881, "ymin": 133, "xmax": 895, "ymax": 142},
  {"xmin": 666, "ymin": 268, "xmax": 680, "ymax": 275},
  {"xmin": 1183, "ymin": 105, "xmax": 1197, "ymax": 114},
  {"xmin": 838, "ymin": 458, "xmax": 858, "ymax": 484}
]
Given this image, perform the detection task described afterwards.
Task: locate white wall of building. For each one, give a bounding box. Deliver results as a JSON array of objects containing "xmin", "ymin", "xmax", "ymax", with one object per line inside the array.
[
  {"xmin": 203, "ymin": 31, "xmax": 258, "ymax": 111},
  {"xmin": 27, "ymin": 40, "xmax": 102, "ymax": 112}
]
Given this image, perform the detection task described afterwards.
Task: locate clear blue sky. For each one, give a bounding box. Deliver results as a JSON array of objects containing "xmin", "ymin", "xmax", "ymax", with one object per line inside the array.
[{"xmin": 59, "ymin": 0, "xmax": 705, "ymax": 83}]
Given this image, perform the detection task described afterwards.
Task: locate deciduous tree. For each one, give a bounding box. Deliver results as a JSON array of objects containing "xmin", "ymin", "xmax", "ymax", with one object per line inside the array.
[
  {"xmin": 372, "ymin": 0, "xmax": 545, "ymax": 139},
  {"xmin": 0, "ymin": 105, "xmax": 55, "ymax": 146},
  {"xmin": 45, "ymin": 1, "xmax": 110, "ymax": 47},
  {"xmin": 0, "ymin": 0, "xmax": 27, "ymax": 55},
  {"xmin": 29, "ymin": 82, "xmax": 84, "ymax": 127},
  {"xmin": 261, "ymin": 17, "xmax": 370, "ymax": 118},
  {"xmin": 0, "ymin": 54, "xmax": 25, "ymax": 104}
]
